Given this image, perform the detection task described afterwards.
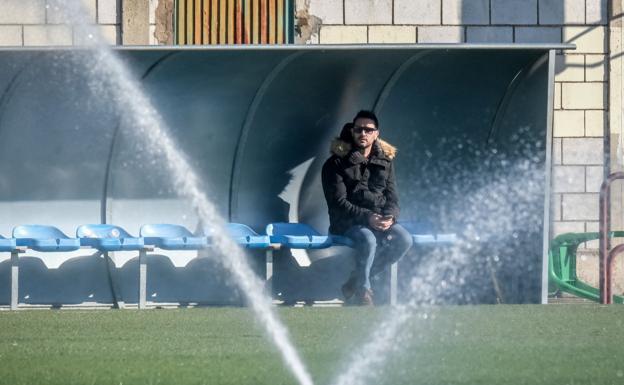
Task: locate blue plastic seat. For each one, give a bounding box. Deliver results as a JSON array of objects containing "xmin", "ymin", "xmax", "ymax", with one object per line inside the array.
[
  {"xmin": 0, "ymin": 234, "xmax": 16, "ymax": 252},
  {"xmin": 139, "ymin": 224, "xmax": 208, "ymax": 250},
  {"xmin": 435, "ymin": 233, "xmax": 457, "ymax": 244},
  {"xmin": 76, "ymin": 224, "xmax": 144, "ymax": 251},
  {"xmin": 412, "ymin": 234, "xmax": 437, "ymax": 244},
  {"xmin": 399, "ymin": 221, "xmax": 457, "ymax": 245},
  {"xmin": 266, "ymin": 222, "xmax": 353, "ymax": 249},
  {"xmin": 13, "ymin": 225, "xmax": 81, "ymax": 252},
  {"xmin": 226, "ymin": 223, "xmax": 271, "ymax": 248}
]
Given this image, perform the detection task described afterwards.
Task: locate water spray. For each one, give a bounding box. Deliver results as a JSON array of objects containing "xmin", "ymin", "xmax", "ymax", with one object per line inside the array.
[{"xmin": 51, "ymin": 1, "xmax": 314, "ymax": 384}]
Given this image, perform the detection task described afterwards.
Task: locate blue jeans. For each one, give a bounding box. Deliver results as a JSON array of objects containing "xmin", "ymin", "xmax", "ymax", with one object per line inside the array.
[{"xmin": 344, "ymin": 223, "xmax": 413, "ymax": 291}]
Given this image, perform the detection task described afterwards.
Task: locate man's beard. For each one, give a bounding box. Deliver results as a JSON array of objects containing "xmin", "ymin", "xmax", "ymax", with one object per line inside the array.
[{"xmin": 354, "ymin": 139, "xmax": 371, "ymax": 150}]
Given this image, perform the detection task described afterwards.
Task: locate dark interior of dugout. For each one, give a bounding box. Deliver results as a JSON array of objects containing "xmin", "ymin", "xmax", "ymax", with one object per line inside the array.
[{"xmin": 0, "ymin": 46, "xmax": 556, "ymax": 306}]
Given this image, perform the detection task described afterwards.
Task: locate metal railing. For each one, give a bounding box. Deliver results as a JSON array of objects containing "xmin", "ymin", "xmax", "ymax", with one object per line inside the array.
[{"xmin": 599, "ymin": 172, "xmax": 624, "ymax": 304}]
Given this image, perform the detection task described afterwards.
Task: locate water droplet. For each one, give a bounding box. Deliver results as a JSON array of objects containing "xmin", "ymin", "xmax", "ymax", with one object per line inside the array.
[{"xmin": 617, "ymin": 370, "xmax": 623, "ymax": 378}]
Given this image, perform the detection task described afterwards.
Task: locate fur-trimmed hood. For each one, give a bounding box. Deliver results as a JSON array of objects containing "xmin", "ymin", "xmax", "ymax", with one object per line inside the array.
[{"xmin": 330, "ymin": 138, "xmax": 397, "ymax": 160}]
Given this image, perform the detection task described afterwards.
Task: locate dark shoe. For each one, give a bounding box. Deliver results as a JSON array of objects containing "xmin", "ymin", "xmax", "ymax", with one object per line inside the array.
[
  {"xmin": 341, "ymin": 276, "xmax": 357, "ymax": 302},
  {"xmin": 357, "ymin": 288, "xmax": 374, "ymax": 306}
]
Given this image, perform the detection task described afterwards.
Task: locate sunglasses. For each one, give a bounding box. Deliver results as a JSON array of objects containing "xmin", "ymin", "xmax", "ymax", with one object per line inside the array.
[{"xmin": 353, "ymin": 126, "xmax": 378, "ymax": 134}]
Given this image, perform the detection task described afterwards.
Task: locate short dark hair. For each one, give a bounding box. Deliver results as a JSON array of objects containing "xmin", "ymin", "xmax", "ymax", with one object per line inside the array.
[
  {"xmin": 339, "ymin": 123, "xmax": 354, "ymax": 142},
  {"xmin": 353, "ymin": 110, "xmax": 379, "ymax": 129}
]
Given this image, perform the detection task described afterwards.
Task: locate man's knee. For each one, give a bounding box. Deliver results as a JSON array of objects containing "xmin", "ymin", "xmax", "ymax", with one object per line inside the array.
[{"xmin": 389, "ymin": 224, "xmax": 413, "ymax": 252}]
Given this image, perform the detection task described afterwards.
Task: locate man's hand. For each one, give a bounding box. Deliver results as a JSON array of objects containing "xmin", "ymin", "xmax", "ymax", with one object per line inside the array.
[{"xmin": 368, "ymin": 213, "xmax": 393, "ymax": 232}]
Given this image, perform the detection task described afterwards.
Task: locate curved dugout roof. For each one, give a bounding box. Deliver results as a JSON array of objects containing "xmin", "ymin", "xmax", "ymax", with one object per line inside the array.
[
  {"xmin": 0, "ymin": 44, "xmax": 566, "ymax": 303},
  {"xmin": 0, "ymin": 45, "xmax": 563, "ymax": 232}
]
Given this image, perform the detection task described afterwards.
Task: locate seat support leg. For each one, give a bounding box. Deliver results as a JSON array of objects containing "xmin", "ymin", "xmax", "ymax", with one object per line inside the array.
[
  {"xmin": 104, "ymin": 252, "xmax": 125, "ymax": 309},
  {"xmin": 10, "ymin": 250, "xmax": 18, "ymax": 310},
  {"xmin": 266, "ymin": 249, "xmax": 273, "ymax": 301},
  {"xmin": 139, "ymin": 249, "xmax": 147, "ymax": 309},
  {"xmin": 390, "ymin": 262, "xmax": 398, "ymax": 306}
]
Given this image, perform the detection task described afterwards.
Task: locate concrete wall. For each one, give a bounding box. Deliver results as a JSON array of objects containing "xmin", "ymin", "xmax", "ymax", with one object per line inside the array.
[
  {"xmin": 0, "ymin": 0, "xmax": 158, "ymax": 45},
  {"xmin": 0, "ymin": 0, "xmax": 121, "ymax": 45}
]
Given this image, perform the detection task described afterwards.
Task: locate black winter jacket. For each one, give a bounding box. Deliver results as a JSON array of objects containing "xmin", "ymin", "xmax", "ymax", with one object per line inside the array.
[{"xmin": 321, "ymin": 138, "xmax": 400, "ymax": 235}]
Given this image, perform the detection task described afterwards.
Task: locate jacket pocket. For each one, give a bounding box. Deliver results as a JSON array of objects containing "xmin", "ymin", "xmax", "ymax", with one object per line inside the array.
[{"xmin": 368, "ymin": 166, "xmax": 388, "ymax": 188}]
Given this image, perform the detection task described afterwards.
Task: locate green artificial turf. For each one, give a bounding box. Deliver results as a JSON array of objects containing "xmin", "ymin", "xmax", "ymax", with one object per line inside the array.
[{"xmin": 0, "ymin": 305, "xmax": 623, "ymax": 385}]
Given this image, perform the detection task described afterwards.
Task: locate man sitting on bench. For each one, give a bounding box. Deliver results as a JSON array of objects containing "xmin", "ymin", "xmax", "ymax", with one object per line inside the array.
[{"xmin": 321, "ymin": 110, "xmax": 413, "ymax": 306}]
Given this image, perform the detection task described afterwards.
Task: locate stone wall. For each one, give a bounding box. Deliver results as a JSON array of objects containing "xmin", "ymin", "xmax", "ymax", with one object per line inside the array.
[{"xmin": 0, "ymin": 0, "xmax": 121, "ymax": 45}]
